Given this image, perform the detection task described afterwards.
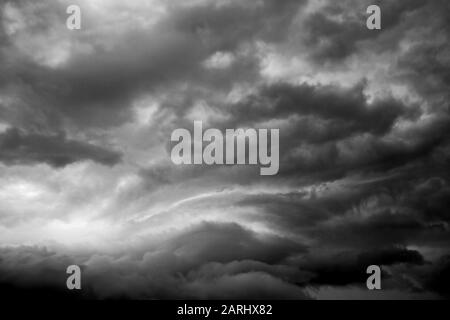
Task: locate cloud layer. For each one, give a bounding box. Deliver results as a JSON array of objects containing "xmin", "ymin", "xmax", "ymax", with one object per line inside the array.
[{"xmin": 0, "ymin": 0, "xmax": 449, "ymax": 299}]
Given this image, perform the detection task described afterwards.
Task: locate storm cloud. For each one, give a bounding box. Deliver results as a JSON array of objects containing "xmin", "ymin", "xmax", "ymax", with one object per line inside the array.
[
  {"xmin": 0, "ymin": 127, "xmax": 122, "ymax": 167},
  {"xmin": 0, "ymin": 0, "xmax": 449, "ymax": 300}
]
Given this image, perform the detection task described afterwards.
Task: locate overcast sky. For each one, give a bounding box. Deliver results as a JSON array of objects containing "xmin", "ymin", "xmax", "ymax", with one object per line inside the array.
[{"xmin": 0, "ymin": 0, "xmax": 449, "ymax": 299}]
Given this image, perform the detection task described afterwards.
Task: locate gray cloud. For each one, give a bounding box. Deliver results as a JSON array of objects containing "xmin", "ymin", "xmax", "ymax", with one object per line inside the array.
[
  {"xmin": 0, "ymin": 222, "xmax": 310, "ymax": 299},
  {"xmin": 0, "ymin": 127, "xmax": 122, "ymax": 167},
  {"xmin": 300, "ymin": 0, "xmax": 428, "ymax": 63},
  {"xmin": 0, "ymin": 0, "xmax": 449, "ymax": 300}
]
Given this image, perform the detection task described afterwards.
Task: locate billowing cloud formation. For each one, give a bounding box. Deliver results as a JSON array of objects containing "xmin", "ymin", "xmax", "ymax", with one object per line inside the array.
[{"xmin": 0, "ymin": 0, "xmax": 449, "ymax": 299}]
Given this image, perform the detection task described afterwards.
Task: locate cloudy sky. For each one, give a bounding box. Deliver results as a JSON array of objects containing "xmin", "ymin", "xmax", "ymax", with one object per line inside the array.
[{"xmin": 0, "ymin": 0, "xmax": 449, "ymax": 299}]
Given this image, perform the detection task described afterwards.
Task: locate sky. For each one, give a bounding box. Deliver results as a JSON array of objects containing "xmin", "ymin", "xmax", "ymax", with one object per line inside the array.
[{"xmin": 0, "ymin": 0, "xmax": 449, "ymax": 299}]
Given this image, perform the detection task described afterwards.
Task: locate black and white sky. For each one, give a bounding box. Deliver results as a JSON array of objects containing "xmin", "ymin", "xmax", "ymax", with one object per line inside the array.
[{"xmin": 0, "ymin": 0, "xmax": 449, "ymax": 299}]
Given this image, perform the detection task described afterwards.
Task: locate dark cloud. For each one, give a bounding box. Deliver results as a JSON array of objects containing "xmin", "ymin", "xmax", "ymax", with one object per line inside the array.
[
  {"xmin": 300, "ymin": 0, "xmax": 428, "ymax": 63},
  {"xmin": 424, "ymin": 255, "xmax": 450, "ymax": 298},
  {"xmin": 0, "ymin": 127, "xmax": 122, "ymax": 167},
  {"xmin": 0, "ymin": 230, "xmax": 441, "ymax": 300},
  {"xmin": 164, "ymin": 222, "xmax": 305, "ymax": 265},
  {"xmin": 299, "ymin": 246, "xmax": 425, "ymax": 286},
  {"xmin": 0, "ymin": 222, "xmax": 310, "ymax": 299},
  {"xmin": 0, "ymin": 0, "xmax": 307, "ymax": 131},
  {"xmin": 0, "ymin": 0, "xmax": 449, "ymax": 300},
  {"xmin": 0, "ymin": 245, "xmax": 86, "ymax": 300},
  {"xmin": 149, "ymin": 78, "xmax": 448, "ymax": 190},
  {"xmin": 395, "ymin": 0, "xmax": 450, "ymax": 106},
  {"xmin": 220, "ymin": 82, "xmax": 415, "ymax": 132},
  {"xmin": 172, "ymin": 0, "xmax": 305, "ymax": 51}
]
